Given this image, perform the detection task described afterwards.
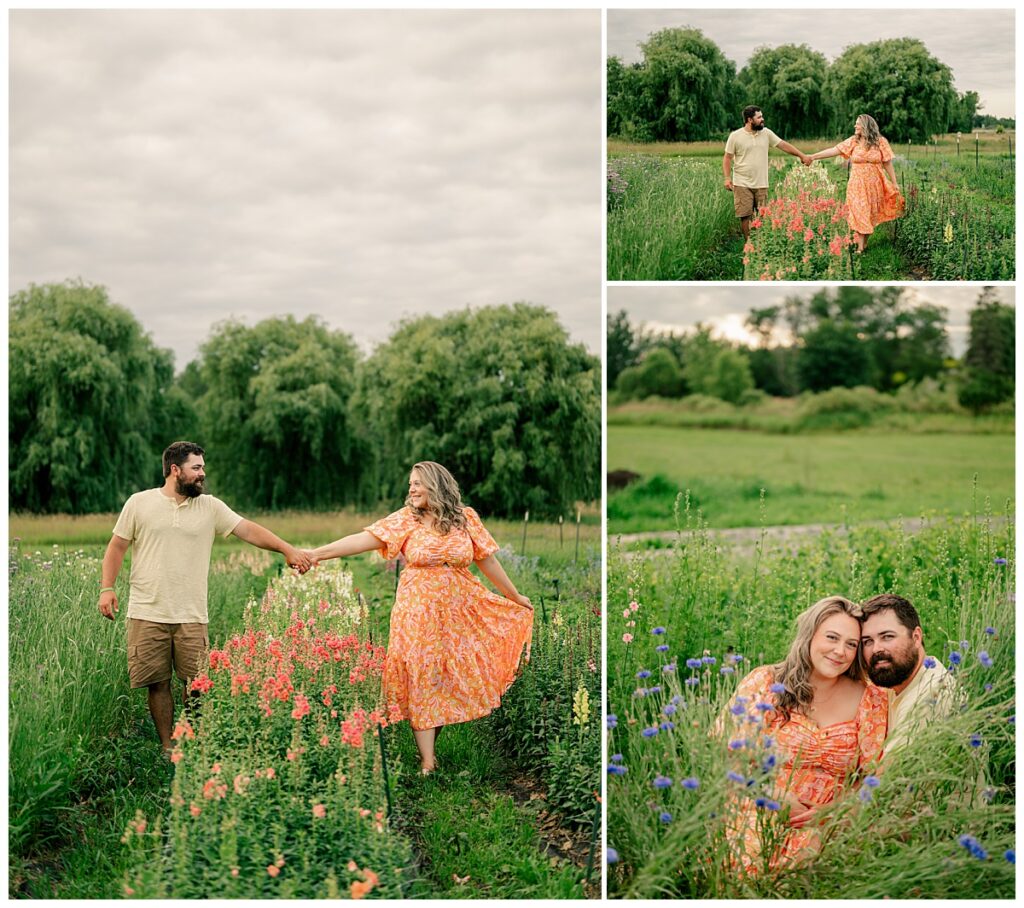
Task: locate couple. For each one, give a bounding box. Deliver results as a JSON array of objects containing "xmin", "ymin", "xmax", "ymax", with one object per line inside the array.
[
  {"xmin": 722, "ymin": 593, "xmax": 952, "ymax": 872},
  {"xmin": 100, "ymin": 443, "xmax": 533, "ymax": 777},
  {"xmin": 724, "ymin": 105, "xmax": 904, "ymax": 253}
]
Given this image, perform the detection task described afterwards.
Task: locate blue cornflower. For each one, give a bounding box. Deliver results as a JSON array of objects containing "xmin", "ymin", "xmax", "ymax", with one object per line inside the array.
[
  {"xmin": 702, "ymin": 656, "xmax": 717, "ymax": 665},
  {"xmin": 1009, "ymin": 716, "xmax": 1015, "ymax": 725},
  {"xmin": 948, "ymin": 650, "xmax": 962, "ymax": 666},
  {"xmin": 656, "ymin": 644, "xmax": 670, "ymax": 652},
  {"xmin": 681, "ymin": 777, "xmax": 700, "ymax": 790},
  {"xmin": 959, "ymin": 640, "xmax": 970, "ymax": 652},
  {"xmin": 636, "ymin": 669, "xmax": 652, "ymax": 679},
  {"xmin": 923, "ymin": 656, "xmax": 937, "ymax": 669},
  {"xmin": 730, "ymin": 703, "xmax": 746, "ymax": 716},
  {"xmin": 685, "ymin": 677, "xmax": 700, "ymax": 687},
  {"xmin": 985, "ymin": 626, "xmax": 997, "ymax": 635},
  {"xmin": 671, "ymin": 694, "xmax": 683, "ymax": 704},
  {"xmin": 660, "ymin": 721, "xmax": 675, "ymax": 731},
  {"xmin": 958, "ymin": 834, "xmax": 988, "ymax": 860},
  {"xmin": 685, "ymin": 658, "xmax": 702, "ymax": 669},
  {"xmin": 607, "ymin": 764, "xmax": 627, "ymax": 776},
  {"xmin": 1005, "ymin": 849, "xmax": 1015, "ymax": 865},
  {"xmin": 769, "ymin": 682, "xmax": 786, "ymax": 694},
  {"xmin": 720, "ymin": 666, "xmax": 735, "ymax": 675},
  {"xmin": 755, "ymin": 701, "xmax": 773, "ymax": 712},
  {"xmin": 994, "ymin": 557, "xmax": 1007, "ymax": 565},
  {"xmin": 984, "ymin": 684, "xmax": 993, "ymax": 692},
  {"xmin": 659, "ymin": 811, "xmax": 672, "ymax": 823},
  {"xmin": 607, "ymin": 714, "xmax": 618, "ymax": 729},
  {"xmin": 762, "ymin": 736, "xmax": 775, "ymax": 749},
  {"xmin": 727, "ymin": 771, "xmax": 746, "ymax": 784},
  {"xmin": 649, "ymin": 685, "xmax": 662, "ymax": 694},
  {"xmin": 754, "ymin": 797, "xmax": 767, "ymax": 808},
  {"xmin": 729, "ymin": 653, "xmax": 744, "ymax": 664},
  {"xmin": 662, "ymin": 663, "xmax": 677, "ymax": 673},
  {"xmin": 765, "ymin": 800, "xmax": 780, "ymax": 811},
  {"xmin": 969, "ymin": 734, "xmax": 983, "ymax": 748},
  {"xmin": 761, "ymin": 754, "xmax": 777, "ymax": 772},
  {"xmin": 641, "ymin": 726, "xmax": 659, "ymax": 738},
  {"xmin": 859, "ymin": 788, "xmax": 874, "ymax": 803},
  {"xmin": 652, "ymin": 626, "xmax": 666, "ymax": 636},
  {"xmin": 978, "ymin": 651, "xmax": 993, "ymax": 668},
  {"xmin": 634, "ymin": 688, "xmax": 648, "ymax": 698},
  {"xmin": 652, "ymin": 775, "xmax": 673, "ymax": 789},
  {"xmin": 607, "ymin": 847, "xmax": 619, "ymax": 864},
  {"xmin": 863, "ymin": 775, "xmax": 880, "ymax": 788},
  {"xmin": 610, "ymin": 753, "xmax": 623, "ymax": 763},
  {"xmin": 663, "ymin": 704, "xmax": 676, "ymax": 716},
  {"xmin": 728, "ymin": 738, "xmax": 746, "ymax": 751}
]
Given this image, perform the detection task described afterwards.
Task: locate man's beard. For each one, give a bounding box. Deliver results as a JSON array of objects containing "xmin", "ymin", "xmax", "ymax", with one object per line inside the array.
[
  {"xmin": 751, "ymin": 121, "xmax": 765, "ymax": 131},
  {"xmin": 176, "ymin": 477, "xmax": 205, "ymax": 498},
  {"xmin": 867, "ymin": 646, "xmax": 918, "ymax": 687}
]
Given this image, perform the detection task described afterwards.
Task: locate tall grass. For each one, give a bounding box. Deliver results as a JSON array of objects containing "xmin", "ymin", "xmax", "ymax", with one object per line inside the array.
[{"xmin": 607, "ymin": 499, "xmax": 1015, "ymax": 898}]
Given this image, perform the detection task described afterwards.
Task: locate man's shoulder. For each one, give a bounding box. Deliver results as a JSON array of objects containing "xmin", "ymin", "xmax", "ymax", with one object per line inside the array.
[
  {"xmin": 124, "ymin": 488, "xmax": 162, "ymax": 507},
  {"xmin": 726, "ymin": 127, "xmax": 747, "ymax": 142}
]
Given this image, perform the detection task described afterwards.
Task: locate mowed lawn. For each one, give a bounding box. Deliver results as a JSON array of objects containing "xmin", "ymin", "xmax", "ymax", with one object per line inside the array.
[{"xmin": 608, "ymin": 426, "xmax": 1014, "ymax": 531}]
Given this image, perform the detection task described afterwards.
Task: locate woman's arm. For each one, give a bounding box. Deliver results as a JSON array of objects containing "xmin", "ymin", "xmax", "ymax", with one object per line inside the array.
[
  {"xmin": 475, "ymin": 554, "xmax": 532, "ymax": 609},
  {"xmin": 310, "ymin": 531, "xmax": 383, "ymax": 562},
  {"xmin": 808, "ymin": 146, "xmax": 840, "ymax": 161},
  {"xmin": 882, "ymin": 159, "xmax": 899, "ymax": 189}
]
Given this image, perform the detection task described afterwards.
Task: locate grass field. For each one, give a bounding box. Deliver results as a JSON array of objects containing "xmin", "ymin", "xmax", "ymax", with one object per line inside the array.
[
  {"xmin": 608, "ymin": 133, "xmax": 1015, "ymax": 281},
  {"xmin": 9, "ymin": 514, "xmax": 600, "ymax": 899},
  {"xmin": 608, "ymin": 425, "xmax": 1014, "ymax": 532}
]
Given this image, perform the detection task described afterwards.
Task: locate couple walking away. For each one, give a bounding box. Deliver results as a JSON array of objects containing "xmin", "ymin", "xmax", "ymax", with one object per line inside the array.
[
  {"xmin": 100, "ymin": 442, "xmax": 534, "ymax": 777},
  {"xmin": 720, "ymin": 594, "xmax": 954, "ymax": 872},
  {"xmin": 724, "ymin": 105, "xmax": 905, "ymax": 253}
]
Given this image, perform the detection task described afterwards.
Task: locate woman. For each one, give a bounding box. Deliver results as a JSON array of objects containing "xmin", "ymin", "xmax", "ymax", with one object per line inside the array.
[
  {"xmin": 809, "ymin": 114, "xmax": 904, "ymax": 253},
  {"xmin": 309, "ymin": 461, "xmax": 533, "ymax": 774},
  {"xmin": 721, "ymin": 596, "xmax": 887, "ymax": 872}
]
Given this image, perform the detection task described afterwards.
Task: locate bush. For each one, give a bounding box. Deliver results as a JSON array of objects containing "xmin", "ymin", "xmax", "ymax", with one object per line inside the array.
[{"xmin": 796, "ymin": 385, "xmax": 898, "ymax": 429}]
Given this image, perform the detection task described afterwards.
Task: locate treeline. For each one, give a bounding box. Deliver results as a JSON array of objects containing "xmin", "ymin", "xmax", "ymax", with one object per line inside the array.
[
  {"xmin": 607, "ymin": 29, "xmax": 1001, "ymax": 143},
  {"xmin": 609, "ymin": 287, "xmax": 1014, "ymax": 414},
  {"xmin": 10, "ymin": 282, "xmax": 601, "ymax": 517}
]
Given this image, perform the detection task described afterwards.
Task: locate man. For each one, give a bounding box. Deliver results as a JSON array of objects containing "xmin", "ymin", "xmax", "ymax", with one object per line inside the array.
[
  {"xmin": 99, "ymin": 441, "xmax": 312, "ymax": 757},
  {"xmin": 723, "ymin": 105, "xmax": 813, "ymax": 241},
  {"xmin": 859, "ymin": 593, "xmax": 955, "ymax": 754}
]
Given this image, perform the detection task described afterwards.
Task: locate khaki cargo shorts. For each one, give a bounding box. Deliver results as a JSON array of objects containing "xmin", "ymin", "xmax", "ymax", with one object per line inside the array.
[
  {"xmin": 733, "ymin": 186, "xmax": 768, "ymax": 219},
  {"xmin": 127, "ymin": 618, "xmax": 209, "ymax": 689}
]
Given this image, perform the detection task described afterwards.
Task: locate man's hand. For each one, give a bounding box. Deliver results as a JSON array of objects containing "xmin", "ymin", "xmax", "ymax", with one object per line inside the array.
[
  {"xmin": 724, "ymin": 179, "xmax": 734, "ymax": 191},
  {"xmin": 99, "ymin": 590, "xmax": 119, "ymax": 621},
  {"xmin": 302, "ymin": 549, "xmax": 321, "ymax": 569},
  {"xmin": 801, "ymin": 154, "xmax": 813, "ymax": 166},
  {"xmin": 284, "ymin": 546, "xmax": 313, "ymax": 574}
]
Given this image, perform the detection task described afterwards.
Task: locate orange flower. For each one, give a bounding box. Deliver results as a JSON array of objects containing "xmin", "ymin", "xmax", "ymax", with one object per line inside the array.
[
  {"xmin": 312, "ymin": 803, "xmax": 327, "ymax": 818},
  {"xmin": 267, "ymin": 865, "xmax": 280, "ymax": 878},
  {"xmin": 189, "ymin": 803, "xmax": 201, "ymax": 817}
]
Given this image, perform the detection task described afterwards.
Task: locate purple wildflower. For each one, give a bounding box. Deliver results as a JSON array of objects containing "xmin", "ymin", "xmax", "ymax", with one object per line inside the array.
[
  {"xmin": 681, "ymin": 777, "xmax": 700, "ymax": 790},
  {"xmin": 652, "ymin": 775, "xmax": 672, "ymax": 789}
]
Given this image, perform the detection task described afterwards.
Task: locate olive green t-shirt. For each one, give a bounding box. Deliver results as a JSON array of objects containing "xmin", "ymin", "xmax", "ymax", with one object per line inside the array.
[
  {"xmin": 725, "ymin": 126, "xmax": 782, "ymax": 188},
  {"xmin": 113, "ymin": 488, "xmax": 242, "ymax": 624}
]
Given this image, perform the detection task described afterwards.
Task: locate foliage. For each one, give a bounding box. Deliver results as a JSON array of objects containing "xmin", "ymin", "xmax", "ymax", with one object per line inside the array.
[
  {"xmin": 351, "ymin": 304, "xmax": 600, "ymax": 519},
  {"xmin": 9, "ymin": 282, "xmax": 186, "ymax": 513},
  {"xmin": 189, "ymin": 316, "xmax": 364, "ymax": 511},
  {"xmin": 607, "ymin": 508, "xmax": 1015, "ymax": 897},
  {"xmin": 958, "ymin": 289, "xmax": 1016, "ymax": 413},
  {"xmin": 616, "ymin": 347, "xmax": 685, "ymax": 400},
  {"xmin": 607, "ymin": 309, "xmax": 640, "ymax": 388},
  {"xmin": 738, "ymin": 45, "xmax": 830, "ymax": 138}
]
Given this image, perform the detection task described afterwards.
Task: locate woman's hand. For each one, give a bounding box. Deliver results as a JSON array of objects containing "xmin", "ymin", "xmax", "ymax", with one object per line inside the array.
[
  {"xmin": 782, "ymin": 794, "xmax": 821, "ymax": 829},
  {"xmin": 512, "ymin": 593, "xmax": 533, "ymax": 610}
]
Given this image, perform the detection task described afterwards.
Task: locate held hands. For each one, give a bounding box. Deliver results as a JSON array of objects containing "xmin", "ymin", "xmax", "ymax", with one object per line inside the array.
[
  {"xmin": 801, "ymin": 154, "xmax": 814, "ymax": 166},
  {"xmin": 98, "ymin": 590, "xmax": 118, "ymax": 621}
]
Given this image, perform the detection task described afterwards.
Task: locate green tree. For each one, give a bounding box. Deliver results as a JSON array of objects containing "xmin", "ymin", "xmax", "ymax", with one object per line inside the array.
[
  {"xmin": 615, "ymin": 346, "xmax": 685, "ymax": 399},
  {"xmin": 190, "ymin": 315, "xmax": 362, "ymax": 510},
  {"xmin": 352, "ymin": 304, "xmax": 599, "ymax": 518},
  {"xmin": 953, "ymin": 91, "xmax": 981, "ymax": 134},
  {"xmin": 607, "ymin": 309, "xmax": 639, "ymax": 388},
  {"xmin": 825, "ymin": 39, "xmax": 958, "ymax": 143},
  {"xmin": 9, "ymin": 281, "xmax": 183, "ymax": 513},
  {"xmin": 738, "ymin": 44, "xmax": 830, "ymax": 138},
  {"xmin": 679, "ymin": 326, "xmax": 754, "ymax": 403},
  {"xmin": 958, "ymin": 288, "xmax": 1015, "ymax": 413},
  {"xmin": 797, "ymin": 321, "xmax": 872, "ymax": 392}
]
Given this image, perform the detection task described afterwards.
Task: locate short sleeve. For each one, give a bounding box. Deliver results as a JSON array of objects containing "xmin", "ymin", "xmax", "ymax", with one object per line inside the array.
[
  {"xmin": 878, "ymin": 137, "xmax": 893, "ymax": 163},
  {"xmin": 112, "ymin": 495, "xmax": 137, "ymax": 542},
  {"xmin": 857, "ymin": 684, "xmax": 889, "ymax": 773},
  {"xmin": 364, "ymin": 508, "xmax": 416, "ymax": 560},
  {"xmin": 210, "ymin": 496, "xmax": 243, "ymax": 537},
  {"xmin": 463, "ymin": 507, "xmax": 499, "ymax": 560},
  {"xmin": 836, "ymin": 136, "xmax": 857, "ymax": 159},
  {"xmin": 766, "ymin": 128, "xmax": 782, "ymax": 148},
  {"xmin": 725, "ymin": 131, "xmax": 737, "ymax": 154},
  {"xmin": 714, "ymin": 665, "xmax": 777, "ymax": 740}
]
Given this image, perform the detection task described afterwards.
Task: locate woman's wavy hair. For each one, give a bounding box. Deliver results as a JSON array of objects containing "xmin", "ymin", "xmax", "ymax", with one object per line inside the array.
[
  {"xmin": 857, "ymin": 114, "xmax": 882, "ymax": 148},
  {"xmin": 405, "ymin": 461, "xmax": 467, "ymax": 535},
  {"xmin": 772, "ymin": 595, "xmax": 864, "ymax": 722}
]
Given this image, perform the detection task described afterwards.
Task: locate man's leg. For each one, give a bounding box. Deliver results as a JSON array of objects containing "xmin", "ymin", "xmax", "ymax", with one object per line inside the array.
[
  {"xmin": 147, "ymin": 679, "xmax": 174, "ymax": 754},
  {"xmin": 740, "ymin": 216, "xmax": 751, "ymax": 240}
]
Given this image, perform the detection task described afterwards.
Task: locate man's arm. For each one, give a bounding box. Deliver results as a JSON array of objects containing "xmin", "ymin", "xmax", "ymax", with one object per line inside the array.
[
  {"xmin": 231, "ymin": 519, "xmax": 312, "ymax": 573},
  {"xmin": 722, "ymin": 151, "xmax": 734, "ymax": 190},
  {"xmin": 776, "ymin": 140, "xmax": 812, "ymax": 166},
  {"xmin": 99, "ymin": 534, "xmax": 131, "ymax": 620}
]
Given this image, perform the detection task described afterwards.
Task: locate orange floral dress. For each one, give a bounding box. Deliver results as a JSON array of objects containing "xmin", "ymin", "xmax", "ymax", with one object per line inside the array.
[
  {"xmin": 722, "ymin": 665, "xmax": 888, "ymax": 872},
  {"xmin": 835, "ymin": 135, "xmax": 905, "ymax": 235},
  {"xmin": 365, "ymin": 506, "xmax": 533, "ymax": 731}
]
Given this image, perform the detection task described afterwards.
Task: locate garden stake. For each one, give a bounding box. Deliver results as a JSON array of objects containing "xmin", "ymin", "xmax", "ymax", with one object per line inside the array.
[
  {"xmin": 574, "ymin": 509, "xmax": 581, "ymax": 564},
  {"xmin": 377, "ymin": 721, "xmax": 394, "ymax": 821},
  {"xmin": 976, "ymin": 134, "xmax": 979, "ymax": 170},
  {"xmin": 583, "ymin": 796, "xmax": 601, "ymax": 883},
  {"xmin": 520, "ymin": 510, "xmax": 529, "ymax": 555},
  {"xmin": 539, "ymin": 594, "xmax": 547, "ymax": 624},
  {"xmin": 559, "ymin": 514, "xmax": 564, "ymax": 549},
  {"xmin": 554, "ymin": 577, "xmax": 561, "ymax": 602}
]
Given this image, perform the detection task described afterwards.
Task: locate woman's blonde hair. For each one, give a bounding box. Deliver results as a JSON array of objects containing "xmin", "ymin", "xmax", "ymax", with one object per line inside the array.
[
  {"xmin": 857, "ymin": 114, "xmax": 882, "ymax": 148},
  {"xmin": 772, "ymin": 595, "xmax": 864, "ymax": 721},
  {"xmin": 406, "ymin": 461, "xmax": 467, "ymax": 535}
]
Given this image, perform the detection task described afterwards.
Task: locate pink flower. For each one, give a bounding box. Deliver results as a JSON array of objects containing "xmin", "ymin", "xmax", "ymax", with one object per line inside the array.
[
  {"xmin": 267, "ymin": 865, "xmax": 280, "ymax": 878},
  {"xmin": 170, "ymin": 750, "xmax": 183, "ymax": 764},
  {"xmin": 622, "ymin": 609, "xmax": 631, "ymax": 618},
  {"xmin": 803, "ymin": 228, "xmax": 814, "ymax": 242},
  {"xmin": 312, "ymin": 803, "xmax": 327, "ymax": 818},
  {"xmin": 629, "ymin": 601, "xmax": 639, "ymax": 612},
  {"xmin": 622, "ymin": 633, "xmax": 633, "ymax": 643},
  {"xmin": 266, "ymin": 767, "xmax": 276, "ymax": 779},
  {"xmin": 189, "ymin": 803, "xmax": 201, "ymax": 817},
  {"xmin": 291, "ymin": 693, "xmax": 311, "ymax": 720}
]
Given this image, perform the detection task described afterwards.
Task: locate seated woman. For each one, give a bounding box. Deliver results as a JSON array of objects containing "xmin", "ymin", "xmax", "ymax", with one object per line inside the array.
[{"xmin": 720, "ymin": 596, "xmax": 887, "ymax": 872}]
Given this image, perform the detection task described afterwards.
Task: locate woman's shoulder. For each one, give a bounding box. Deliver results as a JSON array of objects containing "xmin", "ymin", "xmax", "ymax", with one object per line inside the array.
[
  {"xmin": 860, "ymin": 680, "xmax": 889, "ymax": 710},
  {"xmin": 739, "ymin": 664, "xmax": 777, "ymax": 690}
]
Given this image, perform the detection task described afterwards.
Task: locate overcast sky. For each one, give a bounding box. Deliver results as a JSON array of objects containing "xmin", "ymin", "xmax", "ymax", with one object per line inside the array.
[
  {"xmin": 608, "ymin": 285, "xmax": 1014, "ymax": 357},
  {"xmin": 10, "ymin": 10, "xmax": 602, "ymax": 370},
  {"xmin": 608, "ymin": 9, "xmax": 1015, "ymax": 119}
]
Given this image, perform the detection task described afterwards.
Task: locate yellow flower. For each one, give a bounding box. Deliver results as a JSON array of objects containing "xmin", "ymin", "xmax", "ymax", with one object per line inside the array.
[
  {"xmin": 572, "ymin": 682, "xmax": 590, "ymax": 726},
  {"xmin": 944, "ymin": 221, "xmax": 954, "ymax": 244}
]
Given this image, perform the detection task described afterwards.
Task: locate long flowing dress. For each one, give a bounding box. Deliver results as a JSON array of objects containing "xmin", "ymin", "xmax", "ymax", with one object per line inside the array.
[
  {"xmin": 721, "ymin": 665, "xmax": 888, "ymax": 872},
  {"xmin": 836, "ymin": 135, "xmax": 905, "ymax": 235},
  {"xmin": 365, "ymin": 506, "xmax": 533, "ymax": 731}
]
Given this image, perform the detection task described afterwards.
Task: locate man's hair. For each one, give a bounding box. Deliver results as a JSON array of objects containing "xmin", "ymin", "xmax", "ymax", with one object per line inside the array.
[
  {"xmin": 163, "ymin": 441, "xmax": 205, "ymax": 478},
  {"xmin": 742, "ymin": 105, "xmax": 761, "ymax": 124},
  {"xmin": 860, "ymin": 594, "xmax": 921, "ymax": 633}
]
